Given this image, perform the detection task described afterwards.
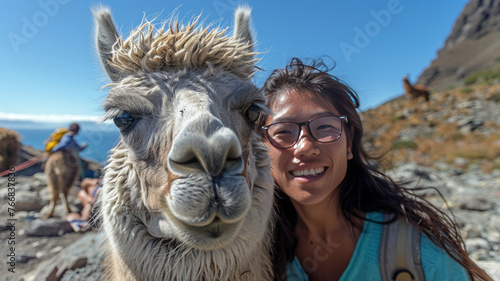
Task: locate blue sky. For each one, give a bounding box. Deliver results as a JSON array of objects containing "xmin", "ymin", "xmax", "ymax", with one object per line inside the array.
[{"xmin": 1, "ymin": 0, "xmax": 469, "ymax": 122}]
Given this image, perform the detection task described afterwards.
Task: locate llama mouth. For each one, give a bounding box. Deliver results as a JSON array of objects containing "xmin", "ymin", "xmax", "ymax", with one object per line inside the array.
[
  {"xmin": 203, "ymin": 218, "xmax": 226, "ymax": 238},
  {"xmin": 290, "ymin": 167, "xmax": 327, "ymax": 177}
]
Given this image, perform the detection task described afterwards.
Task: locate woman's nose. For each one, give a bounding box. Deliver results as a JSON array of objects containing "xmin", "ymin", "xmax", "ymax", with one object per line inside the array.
[{"xmin": 293, "ymin": 126, "xmax": 319, "ymax": 157}]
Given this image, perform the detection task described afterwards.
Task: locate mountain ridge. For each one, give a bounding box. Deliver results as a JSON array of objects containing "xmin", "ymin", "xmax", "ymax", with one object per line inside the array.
[{"xmin": 417, "ymin": 0, "xmax": 500, "ymax": 90}]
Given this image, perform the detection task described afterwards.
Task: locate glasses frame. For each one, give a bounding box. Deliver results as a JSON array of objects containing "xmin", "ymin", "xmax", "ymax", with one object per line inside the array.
[{"xmin": 262, "ymin": 115, "xmax": 348, "ymax": 149}]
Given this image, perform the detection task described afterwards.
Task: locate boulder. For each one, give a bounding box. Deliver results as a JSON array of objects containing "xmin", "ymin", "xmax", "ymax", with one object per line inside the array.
[
  {"xmin": 465, "ymin": 237, "xmax": 490, "ymax": 252},
  {"xmin": 23, "ymin": 233, "xmax": 104, "ymax": 281},
  {"xmin": 12, "ymin": 191, "xmax": 46, "ymax": 212},
  {"xmin": 386, "ymin": 163, "xmax": 448, "ymax": 196},
  {"xmin": 459, "ymin": 197, "xmax": 495, "ymax": 212},
  {"xmin": 26, "ymin": 218, "xmax": 73, "ymax": 237}
]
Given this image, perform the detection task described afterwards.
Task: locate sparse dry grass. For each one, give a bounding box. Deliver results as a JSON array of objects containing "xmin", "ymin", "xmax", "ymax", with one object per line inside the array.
[{"xmin": 362, "ymin": 83, "xmax": 500, "ymax": 171}]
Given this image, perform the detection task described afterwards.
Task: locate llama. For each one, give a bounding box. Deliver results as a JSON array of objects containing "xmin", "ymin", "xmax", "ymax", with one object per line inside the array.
[
  {"xmin": 0, "ymin": 128, "xmax": 20, "ymax": 172},
  {"xmin": 93, "ymin": 6, "xmax": 275, "ymax": 281},
  {"xmin": 403, "ymin": 75, "xmax": 430, "ymax": 104},
  {"xmin": 44, "ymin": 150, "xmax": 80, "ymax": 218}
]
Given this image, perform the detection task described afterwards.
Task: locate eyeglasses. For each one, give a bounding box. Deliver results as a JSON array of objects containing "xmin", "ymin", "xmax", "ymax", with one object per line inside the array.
[{"xmin": 262, "ymin": 115, "xmax": 348, "ymax": 149}]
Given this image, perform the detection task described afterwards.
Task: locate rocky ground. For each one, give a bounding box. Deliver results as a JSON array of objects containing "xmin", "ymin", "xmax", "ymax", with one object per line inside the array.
[
  {"xmin": 0, "ymin": 173, "xmax": 104, "ymax": 281},
  {"xmin": 1, "ymin": 162, "xmax": 499, "ymax": 280}
]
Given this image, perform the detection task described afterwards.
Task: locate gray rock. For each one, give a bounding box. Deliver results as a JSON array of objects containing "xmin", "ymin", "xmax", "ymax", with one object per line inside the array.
[
  {"xmin": 492, "ymin": 169, "xmax": 500, "ymax": 177},
  {"xmin": 398, "ymin": 125, "xmax": 435, "ymax": 141},
  {"xmin": 56, "ymin": 256, "xmax": 88, "ymax": 279},
  {"xmin": 32, "ymin": 172, "xmax": 47, "ymax": 182},
  {"xmin": 38, "ymin": 187, "xmax": 52, "ymax": 202},
  {"xmin": 386, "ymin": 163, "xmax": 448, "ymax": 196},
  {"xmin": 453, "ymin": 157, "xmax": 469, "ymax": 167},
  {"xmin": 32, "ymin": 240, "xmax": 47, "ymax": 248},
  {"xmin": 458, "ymin": 119, "xmax": 484, "ymax": 134},
  {"xmin": 12, "ymin": 191, "xmax": 46, "ymax": 212},
  {"xmin": 489, "ymin": 215, "xmax": 500, "ymax": 231},
  {"xmin": 0, "ymin": 221, "xmax": 15, "ymax": 232},
  {"xmin": 36, "ymin": 250, "xmax": 49, "ymax": 259},
  {"xmin": 51, "ymin": 246, "xmax": 64, "ymax": 254},
  {"xmin": 13, "ymin": 183, "xmax": 33, "ymax": 192},
  {"xmin": 463, "ymin": 224, "xmax": 484, "ymax": 239},
  {"xmin": 39, "ymin": 203, "xmax": 78, "ymax": 219},
  {"xmin": 26, "ymin": 218, "xmax": 73, "ymax": 237},
  {"xmin": 470, "ymin": 248, "xmax": 490, "ymax": 261},
  {"xmin": 474, "ymin": 260, "xmax": 500, "ymax": 281},
  {"xmin": 486, "ymin": 231, "xmax": 500, "ymax": 244},
  {"xmin": 459, "ymin": 197, "xmax": 494, "ymax": 211},
  {"xmin": 16, "ymin": 211, "xmax": 38, "ymax": 219},
  {"xmin": 32, "ymin": 179, "xmax": 46, "ymax": 190},
  {"xmin": 465, "ymin": 237, "xmax": 490, "ymax": 252},
  {"xmin": 17, "ymin": 253, "xmax": 37, "ymax": 264},
  {"xmin": 23, "ymin": 233, "xmax": 104, "ymax": 281}
]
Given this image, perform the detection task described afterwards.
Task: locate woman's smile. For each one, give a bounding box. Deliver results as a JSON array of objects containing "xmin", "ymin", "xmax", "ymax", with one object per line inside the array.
[
  {"xmin": 291, "ymin": 166, "xmax": 326, "ymax": 177},
  {"xmin": 289, "ymin": 167, "xmax": 328, "ymax": 183}
]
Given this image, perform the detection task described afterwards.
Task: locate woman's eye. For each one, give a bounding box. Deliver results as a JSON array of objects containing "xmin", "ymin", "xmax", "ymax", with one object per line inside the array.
[
  {"xmin": 113, "ymin": 112, "xmax": 135, "ymax": 132},
  {"xmin": 317, "ymin": 124, "xmax": 334, "ymax": 131},
  {"xmin": 244, "ymin": 104, "xmax": 261, "ymax": 124},
  {"xmin": 274, "ymin": 129, "xmax": 293, "ymax": 136}
]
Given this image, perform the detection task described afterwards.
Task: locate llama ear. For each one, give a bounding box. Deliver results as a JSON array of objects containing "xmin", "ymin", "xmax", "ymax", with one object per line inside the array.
[
  {"xmin": 92, "ymin": 6, "xmax": 123, "ymax": 83},
  {"xmin": 233, "ymin": 5, "xmax": 254, "ymax": 53}
]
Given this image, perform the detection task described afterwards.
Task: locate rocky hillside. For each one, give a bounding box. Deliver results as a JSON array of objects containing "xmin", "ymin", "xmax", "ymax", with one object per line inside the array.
[
  {"xmin": 361, "ymin": 79, "xmax": 500, "ymax": 279},
  {"xmin": 417, "ymin": 0, "xmax": 500, "ymax": 90},
  {"xmin": 362, "ymin": 81, "xmax": 500, "ymax": 172}
]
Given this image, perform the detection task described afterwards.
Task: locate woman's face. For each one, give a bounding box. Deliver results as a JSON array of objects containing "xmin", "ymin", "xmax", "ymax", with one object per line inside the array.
[{"xmin": 264, "ymin": 90, "xmax": 353, "ymax": 206}]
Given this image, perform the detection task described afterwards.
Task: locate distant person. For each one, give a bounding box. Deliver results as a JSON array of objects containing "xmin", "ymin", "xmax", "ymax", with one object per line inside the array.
[
  {"xmin": 66, "ymin": 177, "xmax": 101, "ymax": 232},
  {"xmin": 51, "ymin": 123, "xmax": 88, "ymax": 154},
  {"xmin": 44, "ymin": 123, "xmax": 88, "ymax": 218}
]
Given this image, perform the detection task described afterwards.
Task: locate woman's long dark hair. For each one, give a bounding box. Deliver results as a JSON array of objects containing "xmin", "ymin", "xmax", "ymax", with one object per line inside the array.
[{"xmin": 260, "ymin": 58, "xmax": 492, "ymax": 281}]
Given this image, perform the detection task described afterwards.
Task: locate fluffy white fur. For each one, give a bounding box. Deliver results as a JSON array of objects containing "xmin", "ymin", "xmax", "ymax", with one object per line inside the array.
[{"xmin": 93, "ymin": 6, "xmax": 275, "ymax": 281}]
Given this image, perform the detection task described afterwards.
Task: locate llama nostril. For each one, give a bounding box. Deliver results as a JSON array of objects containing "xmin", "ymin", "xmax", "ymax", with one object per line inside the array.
[{"xmin": 171, "ymin": 157, "xmax": 202, "ymax": 169}]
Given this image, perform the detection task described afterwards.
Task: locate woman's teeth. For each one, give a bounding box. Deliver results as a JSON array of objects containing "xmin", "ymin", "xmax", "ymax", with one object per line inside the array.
[{"xmin": 292, "ymin": 167, "xmax": 325, "ymax": 177}]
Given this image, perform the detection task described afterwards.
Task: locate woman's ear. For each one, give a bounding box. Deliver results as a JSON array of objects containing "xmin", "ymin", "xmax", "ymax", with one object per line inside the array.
[
  {"xmin": 347, "ymin": 142, "xmax": 353, "ymax": 160},
  {"xmin": 346, "ymin": 129, "xmax": 354, "ymax": 160}
]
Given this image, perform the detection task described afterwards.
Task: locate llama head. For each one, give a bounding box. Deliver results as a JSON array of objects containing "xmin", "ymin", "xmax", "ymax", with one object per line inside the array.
[{"xmin": 93, "ymin": 6, "xmax": 274, "ymax": 252}]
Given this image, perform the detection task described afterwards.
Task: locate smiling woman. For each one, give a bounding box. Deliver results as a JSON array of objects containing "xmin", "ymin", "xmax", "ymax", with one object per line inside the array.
[{"xmin": 259, "ymin": 58, "xmax": 492, "ymax": 281}]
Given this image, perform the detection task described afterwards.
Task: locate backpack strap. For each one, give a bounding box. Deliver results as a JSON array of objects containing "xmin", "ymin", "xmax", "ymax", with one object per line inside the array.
[{"xmin": 380, "ymin": 213, "xmax": 425, "ymax": 281}]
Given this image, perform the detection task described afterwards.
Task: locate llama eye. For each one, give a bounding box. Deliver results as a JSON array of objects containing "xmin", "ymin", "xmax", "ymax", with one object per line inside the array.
[
  {"xmin": 244, "ymin": 104, "xmax": 261, "ymax": 124},
  {"xmin": 113, "ymin": 112, "xmax": 135, "ymax": 132}
]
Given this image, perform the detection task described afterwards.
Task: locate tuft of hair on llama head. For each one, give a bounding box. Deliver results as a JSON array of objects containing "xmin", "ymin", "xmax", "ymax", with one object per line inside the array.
[{"xmin": 93, "ymin": 5, "xmax": 275, "ymax": 281}]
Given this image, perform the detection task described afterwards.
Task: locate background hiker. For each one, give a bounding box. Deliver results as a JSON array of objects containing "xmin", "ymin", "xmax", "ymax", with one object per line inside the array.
[{"xmin": 43, "ymin": 123, "xmax": 88, "ymax": 218}]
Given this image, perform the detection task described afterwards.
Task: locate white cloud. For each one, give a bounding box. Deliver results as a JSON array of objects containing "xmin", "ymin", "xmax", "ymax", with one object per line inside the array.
[{"xmin": 0, "ymin": 112, "xmax": 101, "ymax": 123}]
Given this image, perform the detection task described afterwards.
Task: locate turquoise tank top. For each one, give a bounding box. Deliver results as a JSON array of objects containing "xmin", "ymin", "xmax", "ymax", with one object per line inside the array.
[{"xmin": 286, "ymin": 212, "xmax": 470, "ymax": 280}]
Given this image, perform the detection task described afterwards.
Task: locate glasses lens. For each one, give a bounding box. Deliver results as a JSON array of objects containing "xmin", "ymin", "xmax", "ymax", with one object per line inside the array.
[
  {"xmin": 267, "ymin": 123, "xmax": 299, "ymax": 148},
  {"xmin": 309, "ymin": 116, "xmax": 342, "ymax": 142}
]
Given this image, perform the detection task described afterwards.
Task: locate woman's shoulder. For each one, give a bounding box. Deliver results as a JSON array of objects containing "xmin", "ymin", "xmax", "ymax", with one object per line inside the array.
[
  {"xmin": 362, "ymin": 212, "xmax": 470, "ymax": 280},
  {"xmin": 420, "ymin": 232, "xmax": 470, "ymax": 280}
]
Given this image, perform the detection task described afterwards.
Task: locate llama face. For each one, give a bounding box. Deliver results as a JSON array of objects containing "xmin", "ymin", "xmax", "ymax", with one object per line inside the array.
[
  {"xmin": 95, "ymin": 8, "xmax": 274, "ymax": 251},
  {"xmin": 103, "ymin": 70, "xmax": 265, "ymax": 249}
]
